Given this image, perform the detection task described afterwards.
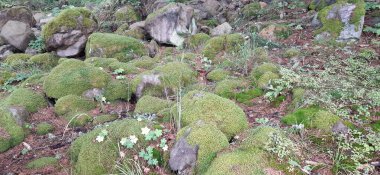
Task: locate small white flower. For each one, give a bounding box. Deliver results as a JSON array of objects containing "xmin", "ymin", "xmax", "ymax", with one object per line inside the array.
[
  {"xmin": 162, "ymin": 144, "xmax": 168, "ymax": 151},
  {"xmin": 137, "ymin": 117, "xmax": 143, "ymax": 122},
  {"xmin": 129, "ymin": 135, "xmax": 138, "ymax": 144},
  {"xmin": 120, "ymin": 137, "xmax": 127, "ymax": 145},
  {"xmin": 101, "ymin": 97, "xmax": 107, "ymax": 103},
  {"xmin": 96, "ymin": 136, "xmax": 104, "ymax": 142},
  {"xmin": 141, "ymin": 127, "xmax": 150, "ymax": 135},
  {"xmin": 99, "ymin": 67, "xmax": 103, "ymax": 70}
]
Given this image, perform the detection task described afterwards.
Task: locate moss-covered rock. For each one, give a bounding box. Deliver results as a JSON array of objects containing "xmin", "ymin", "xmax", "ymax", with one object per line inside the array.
[
  {"xmin": 309, "ymin": 0, "xmax": 335, "ymax": 11},
  {"xmin": 257, "ymin": 71, "xmax": 280, "ymax": 89},
  {"xmin": 108, "ymin": 61, "xmax": 140, "ymax": 74},
  {"xmin": 66, "ymin": 112, "xmax": 93, "ymax": 127},
  {"xmin": 311, "ymin": 110, "xmax": 340, "ymax": 131},
  {"xmin": 202, "ymin": 34, "xmax": 244, "ymax": 61},
  {"xmin": 21, "ymin": 74, "xmax": 47, "ymax": 88},
  {"xmin": 43, "ymin": 59, "xmax": 111, "ymax": 99},
  {"xmin": 177, "ymin": 120, "xmax": 229, "ymax": 174},
  {"xmin": 84, "ymin": 57, "xmax": 119, "ymax": 68},
  {"xmin": 283, "ymin": 48, "xmax": 300, "ymax": 58},
  {"xmin": 235, "ymin": 89, "xmax": 263, "ymax": 105},
  {"xmin": 178, "ymin": 90, "xmax": 248, "ymax": 138},
  {"xmin": 185, "ymin": 33, "xmax": 211, "ymax": 50},
  {"xmin": 120, "ymin": 28, "xmax": 145, "ymax": 40},
  {"xmin": 85, "ymin": 33, "xmax": 147, "ymax": 61},
  {"xmin": 214, "ymin": 79, "xmax": 247, "ymax": 98},
  {"xmin": 103, "ymin": 79, "xmax": 132, "ymax": 101},
  {"xmin": 5, "ymin": 88, "xmax": 47, "ymax": 113},
  {"xmin": 114, "ymin": 5, "xmax": 140, "ymax": 23},
  {"xmin": 242, "ymin": 2, "xmax": 262, "ymax": 18},
  {"xmin": 55, "ymin": 95, "xmax": 96, "ymax": 116},
  {"xmin": 26, "ymin": 157, "xmax": 58, "ymax": 169},
  {"xmin": 36, "ymin": 122, "xmax": 54, "ymax": 135},
  {"xmin": 239, "ymin": 126, "xmax": 281, "ymax": 151},
  {"xmin": 128, "ymin": 56, "xmax": 157, "ymax": 70},
  {"xmin": 134, "ymin": 95, "xmax": 173, "ymax": 114},
  {"xmin": 114, "ymin": 23, "xmax": 129, "ymax": 35},
  {"xmin": 70, "ymin": 119, "xmax": 147, "ymax": 174},
  {"xmin": 288, "ymin": 88, "xmax": 305, "ymax": 112},
  {"xmin": 250, "ymin": 63, "xmax": 279, "ymax": 81},
  {"xmin": 92, "ymin": 114, "xmax": 118, "ymax": 125},
  {"xmin": 0, "ymin": 70, "xmax": 13, "ymax": 85},
  {"xmin": 29, "ymin": 53, "xmax": 59, "ymax": 69},
  {"xmin": 5, "ymin": 53, "xmax": 31, "ymax": 67},
  {"xmin": 0, "ymin": 108, "xmax": 25, "ymax": 153},
  {"xmin": 253, "ymin": 47, "xmax": 269, "ymax": 65},
  {"xmin": 207, "ymin": 69, "xmax": 230, "ymax": 82},
  {"xmin": 259, "ymin": 24, "xmax": 292, "ymax": 41}
]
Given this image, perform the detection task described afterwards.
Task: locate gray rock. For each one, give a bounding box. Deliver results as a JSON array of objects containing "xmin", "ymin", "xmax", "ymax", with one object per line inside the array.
[
  {"xmin": 82, "ymin": 88, "xmax": 104, "ymax": 100},
  {"xmin": 0, "ymin": 6, "xmax": 36, "ymax": 30},
  {"xmin": 211, "ymin": 22, "xmax": 232, "ymax": 36},
  {"xmin": 0, "ymin": 20, "xmax": 35, "ymax": 51},
  {"xmin": 33, "ymin": 12, "xmax": 45, "ymax": 26},
  {"xmin": 8, "ymin": 106, "xmax": 29, "ymax": 126},
  {"xmin": 130, "ymin": 21, "xmax": 146, "ymax": 30},
  {"xmin": 25, "ymin": 47, "xmax": 38, "ymax": 55},
  {"xmin": 145, "ymin": 3, "xmax": 197, "ymax": 46},
  {"xmin": 0, "ymin": 45, "xmax": 16, "ymax": 60},
  {"xmin": 54, "ymin": 31, "xmax": 88, "ymax": 57},
  {"xmin": 311, "ymin": 13, "xmax": 322, "ymax": 28},
  {"xmin": 0, "ymin": 37, "xmax": 5, "ymax": 46},
  {"xmin": 332, "ymin": 121, "xmax": 349, "ymax": 135},
  {"xmin": 147, "ymin": 40, "xmax": 159, "ymax": 58}
]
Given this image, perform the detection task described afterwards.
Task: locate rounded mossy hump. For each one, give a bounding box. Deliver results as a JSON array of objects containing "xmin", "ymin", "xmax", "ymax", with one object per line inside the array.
[
  {"xmin": 54, "ymin": 94, "xmax": 96, "ymax": 116},
  {"xmin": 41, "ymin": 7, "xmax": 96, "ymax": 41},
  {"xmin": 311, "ymin": 110, "xmax": 340, "ymax": 132},
  {"xmin": 214, "ymin": 79, "xmax": 248, "ymax": 98},
  {"xmin": 131, "ymin": 70, "xmax": 165, "ymax": 97},
  {"xmin": 288, "ymin": 88, "xmax": 306, "ymax": 112},
  {"xmin": 65, "ymin": 112, "xmax": 93, "ymax": 127},
  {"xmin": 103, "ymin": 79, "xmax": 132, "ymax": 101},
  {"xmin": 242, "ymin": 2, "xmax": 262, "ymax": 18},
  {"xmin": 205, "ymin": 150, "xmax": 268, "ymax": 175},
  {"xmin": 239, "ymin": 126, "xmax": 281, "ymax": 152},
  {"xmin": 128, "ymin": 56, "xmax": 158, "ymax": 70},
  {"xmin": 0, "ymin": 108, "xmax": 25, "ymax": 153},
  {"xmin": 5, "ymin": 53, "xmax": 32, "ymax": 67},
  {"xmin": 108, "ymin": 61, "xmax": 140, "ymax": 74},
  {"xmin": 177, "ymin": 120, "xmax": 229, "ymax": 174},
  {"xmin": 21, "ymin": 74, "xmax": 47, "ymax": 88},
  {"xmin": 70, "ymin": 119, "xmax": 147, "ymax": 175},
  {"xmin": 43, "ymin": 59, "xmax": 111, "ymax": 99},
  {"xmin": 250, "ymin": 63, "xmax": 279, "ymax": 81},
  {"xmin": 114, "ymin": 5, "xmax": 140, "ymax": 23},
  {"xmin": 85, "ymin": 33, "xmax": 147, "ymax": 59},
  {"xmin": 202, "ymin": 33, "xmax": 244, "ymax": 61},
  {"xmin": 5, "ymin": 88, "xmax": 47, "ymax": 113},
  {"xmin": 84, "ymin": 57, "xmax": 119, "ymax": 68},
  {"xmin": 0, "ymin": 70, "xmax": 13, "ymax": 84},
  {"xmin": 207, "ymin": 68, "xmax": 230, "ymax": 82},
  {"xmin": 28, "ymin": 53, "xmax": 59, "ymax": 70},
  {"xmin": 26, "ymin": 156, "xmax": 58, "ymax": 169},
  {"xmin": 283, "ymin": 48, "xmax": 301, "ymax": 58},
  {"xmin": 35, "ymin": 122, "xmax": 54, "ymax": 135},
  {"xmin": 185, "ymin": 33, "xmax": 211, "ymax": 50},
  {"xmin": 253, "ymin": 47, "xmax": 270, "ymax": 65},
  {"xmin": 281, "ymin": 107, "xmax": 321, "ymax": 127},
  {"xmin": 256, "ymin": 71, "xmax": 280, "ymax": 89},
  {"xmin": 153, "ymin": 61, "xmax": 197, "ymax": 89},
  {"xmin": 120, "ymin": 28, "xmax": 145, "ymax": 40},
  {"xmin": 180, "ymin": 90, "xmax": 248, "ymax": 139},
  {"xmin": 134, "ymin": 95, "xmax": 173, "ymax": 114}
]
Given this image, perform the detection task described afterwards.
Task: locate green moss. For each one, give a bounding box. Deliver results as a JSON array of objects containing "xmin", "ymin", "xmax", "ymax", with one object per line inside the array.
[
  {"xmin": 242, "ymin": 2, "xmax": 262, "ymax": 18},
  {"xmin": 273, "ymin": 25, "xmax": 292, "ymax": 40},
  {"xmin": 179, "ymin": 53, "xmax": 197, "ymax": 61},
  {"xmin": 315, "ymin": 5, "xmax": 344, "ymax": 37},
  {"xmin": 202, "ymin": 19, "xmax": 218, "ymax": 28},
  {"xmin": 205, "ymin": 150, "xmax": 268, "ymax": 175},
  {"xmin": 177, "ymin": 121, "xmax": 229, "ymax": 174},
  {"xmin": 281, "ymin": 107, "xmax": 321, "ymax": 127},
  {"xmin": 120, "ymin": 28, "xmax": 145, "ymax": 40},
  {"xmin": 114, "ymin": 5, "xmax": 140, "ymax": 22},
  {"xmin": 283, "ymin": 48, "xmax": 300, "ymax": 58},
  {"xmin": 85, "ymin": 33, "xmax": 147, "ymax": 60},
  {"xmin": 311, "ymin": 110, "xmax": 340, "ymax": 131},
  {"xmin": 26, "ymin": 157, "xmax": 58, "ymax": 169},
  {"xmin": 0, "ymin": 70, "xmax": 13, "ymax": 84},
  {"xmin": 250, "ymin": 63, "xmax": 279, "ymax": 80},
  {"xmin": 215, "ymin": 79, "xmax": 247, "ymax": 98},
  {"xmin": 42, "ymin": 8, "xmax": 95, "ymax": 40},
  {"xmin": 358, "ymin": 48, "xmax": 377, "ymax": 59},
  {"xmin": 5, "ymin": 54, "xmax": 31, "ymax": 67},
  {"xmin": 84, "ymin": 57, "xmax": 119, "ymax": 68},
  {"xmin": 70, "ymin": 119, "xmax": 147, "ymax": 174},
  {"xmin": 179, "ymin": 90, "xmax": 248, "ymax": 139},
  {"xmin": 202, "ymin": 34, "xmax": 244, "ymax": 61},
  {"xmin": 207, "ymin": 69, "xmax": 230, "ymax": 82},
  {"xmin": 145, "ymin": 3, "xmax": 175, "ymax": 23},
  {"xmin": 58, "ymin": 58, "xmax": 68, "ymax": 64},
  {"xmin": 239, "ymin": 126, "xmax": 281, "ymax": 151},
  {"xmin": 108, "ymin": 61, "xmax": 140, "ymax": 74},
  {"xmin": 5, "ymin": 88, "xmax": 47, "ymax": 113},
  {"xmin": 309, "ymin": 0, "xmax": 329, "ymax": 11},
  {"xmin": 235, "ymin": 89, "xmax": 263, "ymax": 105},
  {"xmin": 29, "ymin": 53, "xmax": 59, "ymax": 70},
  {"xmin": 103, "ymin": 79, "xmax": 132, "ymax": 101},
  {"xmin": 371, "ymin": 120, "xmax": 380, "ymax": 132},
  {"xmin": 43, "ymin": 59, "xmax": 111, "ymax": 99},
  {"xmin": 185, "ymin": 33, "xmax": 211, "ymax": 49},
  {"xmin": 253, "ymin": 47, "xmax": 269, "ymax": 64},
  {"xmin": 0, "ymin": 108, "xmax": 25, "ymax": 153},
  {"xmin": 21, "ymin": 74, "xmax": 47, "ymax": 88},
  {"xmin": 36, "ymin": 122, "xmax": 54, "ymax": 135},
  {"xmin": 349, "ymin": 0, "xmax": 365, "ymax": 30},
  {"xmin": 288, "ymin": 88, "xmax": 305, "ymax": 112},
  {"xmin": 257, "ymin": 71, "xmax": 280, "ymax": 89},
  {"xmin": 128, "ymin": 56, "xmax": 157, "ymax": 69},
  {"xmin": 55, "ymin": 95, "xmax": 96, "ymax": 116},
  {"xmin": 271, "ymin": 95, "xmax": 286, "ymax": 107},
  {"xmin": 66, "ymin": 112, "xmax": 93, "ymax": 127},
  {"xmin": 134, "ymin": 95, "xmax": 173, "ymax": 114},
  {"xmin": 92, "ymin": 114, "xmax": 118, "ymax": 125}
]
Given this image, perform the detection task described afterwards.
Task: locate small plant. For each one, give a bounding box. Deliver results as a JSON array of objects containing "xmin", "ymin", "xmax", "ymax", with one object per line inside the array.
[
  {"xmin": 96, "ymin": 129, "xmax": 108, "ymax": 142},
  {"xmin": 201, "ymin": 57, "xmax": 212, "ymax": 71},
  {"xmin": 364, "ymin": 23, "xmax": 380, "ymax": 36},
  {"xmin": 28, "ymin": 37, "xmax": 45, "ymax": 53},
  {"xmin": 95, "ymin": 95, "xmax": 107, "ymax": 112},
  {"xmin": 255, "ymin": 118, "xmax": 269, "ymax": 125},
  {"xmin": 265, "ymin": 132, "xmax": 297, "ymax": 162},
  {"xmin": 113, "ymin": 68, "xmax": 125, "ymax": 75}
]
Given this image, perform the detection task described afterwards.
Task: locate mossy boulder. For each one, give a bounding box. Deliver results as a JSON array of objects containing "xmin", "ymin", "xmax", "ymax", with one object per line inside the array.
[
  {"xmin": 239, "ymin": 126, "xmax": 281, "ymax": 151},
  {"xmin": 202, "ymin": 34, "xmax": 244, "ymax": 61},
  {"xmin": 283, "ymin": 48, "xmax": 300, "ymax": 58},
  {"xmin": 5, "ymin": 88, "xmax": 47, "ymax": 113},
  {"xmin": 84, "ymin": 57, "xmax": 119, "ymax": 68},
  {"xmin": 242, "ymin": 2, "xmax": 262, "ymax": 18},
  {"xmin": 120, "ymin": 28, "xmax": 146, "ymax": 40},
  {"xmin": 185, "ymin": 33, "xmax": 211, "ymax": 50},
  {"xmin": 54, "ymin": 95, "xmax": 96, "ymax": 116},
  {"xmin": 0, "ymin": 70, "xmax": 13, "ymax": 84},
  {"xmin": 178, "ymin": 90, "xmax": 248, "ymax": 138},
  {"xmin": 114, "ymin": 23, "xmax": 129, "ymax": 35},
  {"xmin": 5, "ymin": 53, "xmax": 31, "ymax": 67},
  {"xmin": 250, "ymin": 63, "xmax": 280, "ymax": 87},
  {"xmin": 70, "ymin": 119, "xmax": 147, "ymax": 174},
  {"xmin": 29, "ymin": 53, "xmax": 59, "ymax": 69},
  {"xmin": 103, "ymin": 79, "xmax": 132, "ymax": 101},
  {"xmin": 0, "ymin": 108, "xmax": 25, "ymax": 153},
  {"xmin": 26, "ymin": 157, "xmax": 58, "ymax": 169},
  {"xmin": 253, "ymin": 47, "xmax": 270, "ymax": 65},
  {"xmin": 92, "ymin": 114, "xmax": 118, "ymax": 125},
  {"xmin": 135, "ymin": 95, "xmax": 173, "ymax": 114},
  {"xmin": 128, "ymin": 56, "xmax": 157, "ymax": 70},
  {"xmin": 108, "ymin": 61, "xmax": 139, "ymax": 74},
  {"xmin": 85, "ymin": 33, "xmax": 147, "ymax": 61},
  {"xmin": 21, "ymin": 74, "xmax": 47, "ymax": 88},
  {"xmin": 257, "ymin": 71, "xmax": 280, "ymax": 89},
  {"xmin": 288, "ymin": 88, "xmax": 305, "ymax": 112},
  {"xmin": 114, "ymin": 5, "xmax": 140, "ymax": 23},
  {"xmin": 207, "ymin": 69, "xmax": 230, "ymax": 82},
  {"xmin": 312, "ymin": 110, "xmax": 341, "ymax": 131},
  {"xmin": 214, "ymin": 79, "xmax": 248, "ymax": 98},
  {"xmin": 177, "ymin": 120, "xmax": 229, "ymax": 174},
  {"xmin": 309, "ymin": 0, "xmax": 336, "ymax": 11},
  {"xmin": 43, "ymin": 59, "xmax": 111, "ymax": 99},
  {"xmin": 36, "ymin": 122, "xmax": 54, "ymax": 135}
]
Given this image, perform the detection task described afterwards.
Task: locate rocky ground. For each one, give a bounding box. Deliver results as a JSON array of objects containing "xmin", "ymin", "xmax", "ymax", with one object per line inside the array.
[{"xmin": 0, "ymin": 0, "xmax": 379, "ymax": 174}]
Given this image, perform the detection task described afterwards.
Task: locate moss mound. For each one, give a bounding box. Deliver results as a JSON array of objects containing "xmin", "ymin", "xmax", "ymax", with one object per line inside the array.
[
  {"xmin": 114, "ymin": 5, "xmax": 140, "ymax": 22},
  {"xmin": 70, "ymin": 119, "xmax": 147, "ymax": 174},
  {"xmin": 5, "ymin": 54, "xmax": 31, "ymax": 67},
  {"xmin": 179, "ymin": 90, "xmax": 248, "ymax": 138},
  {"xmin": 128, "ymin": 56, "xmax": 157, "ymax": 70},
  {"xmin": 134, "ymin": 95, "xmax": 173, "ymax": 114},
  {"xmin": 66, "ymin": 113, "xmax": 93, "ymax": 127},
  {"xmin": 85, "ymin": 33, "xmax": 147, "ymax": 61},
  {"xmin": 36, "ymin": 122, "xmax": 54, "ymax": 135},
  {"xmin": 29, "ymin": 53, "xmax": 59, "ymax": 69},
  {"xmin": 185, "ymin": 33, "xmax": 211, "ymax": 49},
  {"xmin": 103, "ymin": 79, "xmax": 132, "ymax": 101},
  {"xmin": 5, "ymin": 88, "xmax": 47, "ymax": 113},
  {"xmin": 250, "ymin": 63, "xmax": 279, "ymax": 80},
  {"xmin": 207, "ymin": 69, "xmax": 230, "ymax": 82},
  {"xmin": 43, "ymin": 59, "xmax": 111, "ymax": 99},
  {"xmin": 257, "ymin": 71, "xmax": 280, "ymax": 89},
  {"xmin": 177, "ymin": 120, "xmax": 229, "ymax": 174},
  {"xmin": 202, "ymin": 34, "xmax": 244, "ymax": 61},
  {"xmin": 253, "ymin": 47, "xmax": 270, "ymax": 65},
  {"xmin": 84, "ymin": 57, "xmax": 119, "ymax": 68},
  {"xmin": 288, "ymin": 88, "xmax": 305, "ymax": 112},
  {"xmin": 108, "ymin": 61, "xmax": 139, "ymax": 74},
  {"xmin": 92, "ymin": 114, "xmax": 118, "ymax": 125},
  {"xmin": 239, "ymin": 126, "xmax": 281, "ymax": 151},
  {"xmin": 26, "ymin": 157, "xmax": 58, "ymax": 169},
  {"xmin": 242, "ymin": 2, "xmax": 262, "ymax": 18},
  {"xmin": 283, "ymin": 48, "xmax": 300, "ymax": 58},
  {"xmin": 214, "ymin": 79, "xmax": 247, "ymax": 98},
  {"xmin": 0, "ymin": 108, "xmax": 25, "ymax": 153},
  {"xmin": 55, "ymin": 95, "xmax": 96, "ymax": 116}
]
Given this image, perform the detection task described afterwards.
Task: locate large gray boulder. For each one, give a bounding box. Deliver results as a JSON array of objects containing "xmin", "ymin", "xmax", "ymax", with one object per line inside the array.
[
  {"xmin": 0, "ymin": 6, "xmax": 36, "ymax": 30},
  {"xmin": 0, "ymin": 20, "xmax": 35, "ymax": 51},
  {"xmin": 145, "ymin": 3, "xmax": 197, "ymax": 46}
]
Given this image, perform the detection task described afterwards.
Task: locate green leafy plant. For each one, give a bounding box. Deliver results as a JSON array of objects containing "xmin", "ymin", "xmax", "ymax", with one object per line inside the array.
[
  {"xmin": 364, "ymin": 23, "xmax": 380, "ymax": 36},
  {"xmin": 96, "ymin": 129, "xmax": 108, "ymax": 142},
  {"xmin": 255, "ymin": 118, "xmax": 269, "ymax": 125},
  {"xmin": 28, "ymin": 37, "xmax": 46, "ymax": 53}
]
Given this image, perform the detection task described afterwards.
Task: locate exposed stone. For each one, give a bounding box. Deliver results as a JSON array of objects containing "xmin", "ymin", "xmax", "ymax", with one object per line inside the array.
[
  {"xmin": 0, "ymin": 6, "xmax": 36, "ymax": 30},
  {"xmin": 147, "ymin": 40, "xmax": 159, "ymax": 57},
  {"xmin": 1, "ymin": 20, "xmax": 34, "ymax": 51},
  {"xmin": 33, "ymin": 12, "xmax": 45, "ymax": 25},
  {"xmin": 7, "ymin": 106, "xmax": 29, "ymax": 126},
  {"xmin": 82, "ymin": 88, "xmax": 104, "ymax": 100},
  {"xmin": 211, "ymin": 22, "xmax": 232, "ymax": 36},
  {"xmin": 145, "ymin": 3, "xmax": 197, "ymax": 46},
  {"xmin": 0, "ymin": 45, "xmax": 16, "ymax": 60},
  {"xmin": 332, "ymin": 121, "xmax": 349, "ymax": 135}
]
